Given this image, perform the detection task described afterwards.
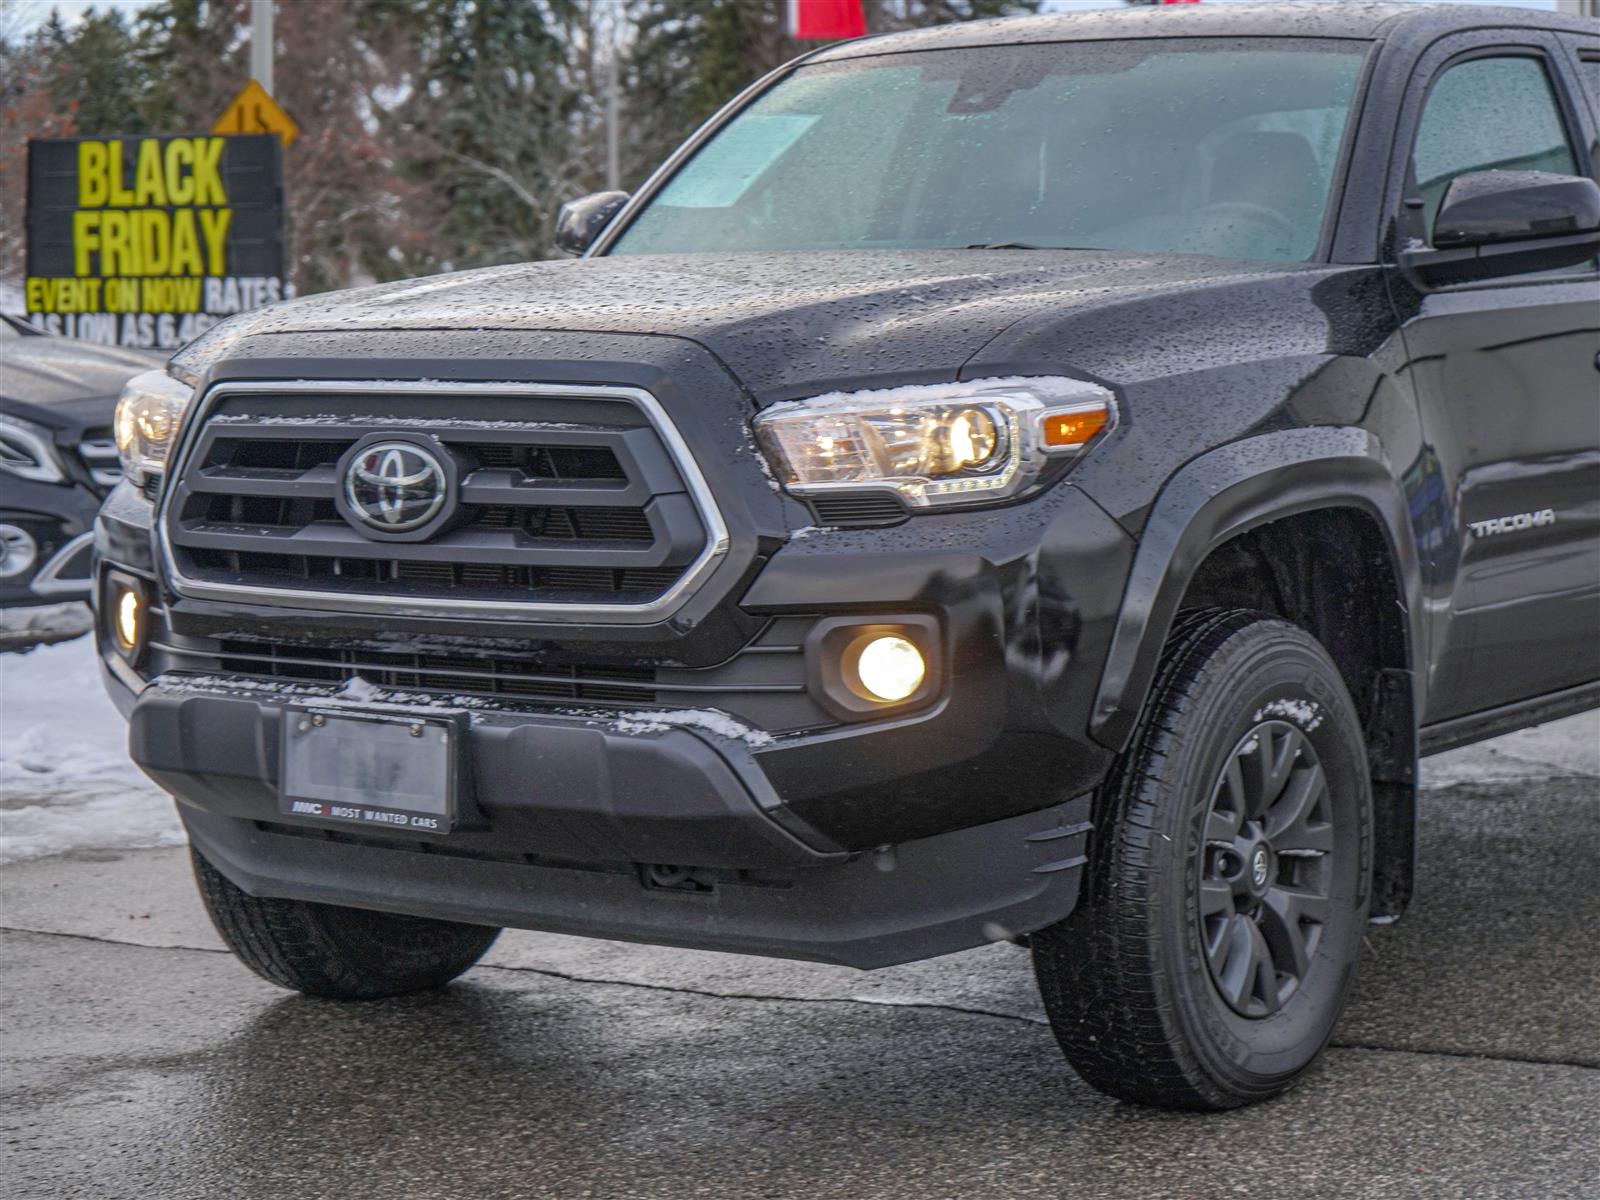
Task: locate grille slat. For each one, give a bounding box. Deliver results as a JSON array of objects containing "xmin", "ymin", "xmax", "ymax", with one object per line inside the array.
[
  {"xmin": 155, "ymin": 637, "xmax": 814, "ymax": 703},
  {"xmin": 207, "ymin": 640, "xmax": 650, "ymax": 699},
  {"xmin": 165, "ymin": 389, "xmax": 709, "ymax": 608},
  {"xmin": 77, "ymin": 433, "xmax": 122, "ymax": 489}
]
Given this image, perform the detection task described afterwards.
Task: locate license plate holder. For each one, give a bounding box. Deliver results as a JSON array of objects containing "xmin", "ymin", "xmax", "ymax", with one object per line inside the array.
[{"xmin": 280, "ymin": 707, "xmax": 457, "ymax": 835}]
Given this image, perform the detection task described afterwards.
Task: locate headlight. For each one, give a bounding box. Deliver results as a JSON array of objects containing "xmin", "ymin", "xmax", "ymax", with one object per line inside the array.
[
  {"xmin": 114, "ymin": 370, "xmax": 195, "ymax": 484},
  {"xmin": 754, "ymin": 377, "xmax": 1115, "ymax": 510},
  {"xmin": 0, "ymin": 413, "xmax": 67, "ymax": 484}
]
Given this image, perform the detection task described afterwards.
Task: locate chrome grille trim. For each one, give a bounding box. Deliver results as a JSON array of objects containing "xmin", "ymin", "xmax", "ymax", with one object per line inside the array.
[{"xmin": 156, "ymin": 381, "xmax": 731, "ymax": 622}]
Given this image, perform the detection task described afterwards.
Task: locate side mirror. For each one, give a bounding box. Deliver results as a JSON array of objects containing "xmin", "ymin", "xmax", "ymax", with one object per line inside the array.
[
  {"xmin": 1401, "ymin": 170, "xmax": 1600, "ymax": 288},
  {"xmin": 554, "ymin": 191, "xmax": 630, "ymax": 256}
]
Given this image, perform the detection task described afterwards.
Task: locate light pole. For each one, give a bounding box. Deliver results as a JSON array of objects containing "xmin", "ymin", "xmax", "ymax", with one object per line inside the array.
[
  {"xmin": 606, "ymin": 23, "xmax": 620, "ymax": 192},
  {"xmin": 250, "ymin": 0, "xmax": 274, "ymax": 93}
]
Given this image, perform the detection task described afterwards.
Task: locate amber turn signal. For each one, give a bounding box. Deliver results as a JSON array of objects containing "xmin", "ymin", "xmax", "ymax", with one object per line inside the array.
[{"xmin": 1038, "ymin": 403, "xmax": 1111, "ymax": 451}]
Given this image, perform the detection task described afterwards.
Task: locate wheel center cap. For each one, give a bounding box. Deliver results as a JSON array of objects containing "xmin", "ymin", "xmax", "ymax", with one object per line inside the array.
[{"xmin": 1248, "ymin": 845, "xmax": 1272, "ymax": 894}]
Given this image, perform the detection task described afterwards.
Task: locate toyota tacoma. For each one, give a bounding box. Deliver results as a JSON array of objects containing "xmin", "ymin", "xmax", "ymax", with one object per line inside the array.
[{"xmin": 96, "ymin": 3, "xmax": 1600, "ymax": 1109}]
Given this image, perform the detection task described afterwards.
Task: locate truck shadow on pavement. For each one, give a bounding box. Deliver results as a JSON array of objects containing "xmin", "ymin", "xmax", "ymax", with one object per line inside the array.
[{"xmin": 136, "ymin": 777, "xmax": 1595, "ymax": 1198}]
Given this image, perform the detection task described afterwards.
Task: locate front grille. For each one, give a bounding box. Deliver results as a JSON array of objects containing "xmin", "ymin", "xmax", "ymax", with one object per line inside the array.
[
  {"xmin": 214, "ymin": 638, "xmax": 659, "ymax": 702},
  {"xmin": 148, "ymin": 615, "xmax": 837, "ymax": 733},
  {"xmin": 77, "ymin": 431, "xmax": 121, "ymax": 490},
  {"xmin": 162, "ymin": 383, "xmax": 719, "ymax": 614}
]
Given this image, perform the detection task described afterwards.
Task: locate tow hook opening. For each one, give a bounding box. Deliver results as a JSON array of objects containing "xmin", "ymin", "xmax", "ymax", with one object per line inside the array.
[{"xmin": 640, "ymin": 863, "xmax": 717, "ymax": 895}]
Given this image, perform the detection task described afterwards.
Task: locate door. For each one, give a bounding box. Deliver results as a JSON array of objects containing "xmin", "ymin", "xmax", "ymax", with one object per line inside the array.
[{"xmin": 1387, "ymin": 41, "xmax": 1600, "ymax": 722}]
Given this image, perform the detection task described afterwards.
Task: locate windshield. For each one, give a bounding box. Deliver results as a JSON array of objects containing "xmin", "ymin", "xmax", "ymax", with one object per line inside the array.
[{"xmin": 609, "ymin": 38, "xmax": 1369, "ymax": 264}]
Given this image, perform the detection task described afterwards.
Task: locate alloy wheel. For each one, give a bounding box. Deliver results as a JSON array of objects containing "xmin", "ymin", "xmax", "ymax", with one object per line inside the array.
[{"xmin": 1198, "ymin": 720, "xmax": 1334, "ymax": 1018}]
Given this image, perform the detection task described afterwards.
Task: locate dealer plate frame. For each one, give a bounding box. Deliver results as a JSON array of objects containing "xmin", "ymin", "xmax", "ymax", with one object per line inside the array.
[{"xmin": 279, "ymin": 706, "xmax": 462, "ymax": 836}]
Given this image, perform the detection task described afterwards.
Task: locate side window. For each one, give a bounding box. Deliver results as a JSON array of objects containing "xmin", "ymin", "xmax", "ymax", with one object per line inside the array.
[
  {"xmin": 1580, "ymin": 55, "xmax": 1600, "ymax": 118},
  {"xmin": 1411, "ymin": 55, "xmax": 1579, "ymax": 242}
]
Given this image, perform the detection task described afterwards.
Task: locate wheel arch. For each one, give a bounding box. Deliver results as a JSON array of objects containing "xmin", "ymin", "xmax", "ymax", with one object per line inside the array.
[{"xmin": 1088, "ymin": 428, "xmax": 1425, "ymax": 919}]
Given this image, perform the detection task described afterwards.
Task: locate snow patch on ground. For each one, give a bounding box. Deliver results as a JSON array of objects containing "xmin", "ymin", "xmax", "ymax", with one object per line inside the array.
[
  {"xmin": 1420, "ymin": 710, "xmax": 1600, "ymax": 790},
  {"xmin": 0, "ymin": 602, "xmax": 94, "ymax": 651},
  {"xmin": 0, "ymin": 637, "xmax": 183, "ymax": 865},
  {"xmin": 615, "ymin": 708, "xmax": 774, "ymax": 748}
]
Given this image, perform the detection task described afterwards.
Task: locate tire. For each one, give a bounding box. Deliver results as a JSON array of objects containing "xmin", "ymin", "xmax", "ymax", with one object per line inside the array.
[
  {"xmin": 191, "ymin": 848, "xmax": 501, "ymax": 1000},
  {"xmin": 1032, "ymin": 609, "xmax": 1372, "ymax": 1110}
]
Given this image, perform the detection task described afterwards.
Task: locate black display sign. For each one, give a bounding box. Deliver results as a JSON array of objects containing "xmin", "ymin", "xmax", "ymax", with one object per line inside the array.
[{"xmin": 24, "ymin": 133, "xmax": 289, "ymax": 350}]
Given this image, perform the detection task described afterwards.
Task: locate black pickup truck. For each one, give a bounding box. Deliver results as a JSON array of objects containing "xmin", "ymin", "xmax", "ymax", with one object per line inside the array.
[{"xmin": 97, "ymin": 3, "xmax": 1600, "ymax": 1110}]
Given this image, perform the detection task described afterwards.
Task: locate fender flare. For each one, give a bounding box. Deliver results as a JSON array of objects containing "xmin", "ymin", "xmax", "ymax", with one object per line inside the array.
[{"xmin": 1088, "ymin": 426, "xmax": 1426, "ymax": 752}]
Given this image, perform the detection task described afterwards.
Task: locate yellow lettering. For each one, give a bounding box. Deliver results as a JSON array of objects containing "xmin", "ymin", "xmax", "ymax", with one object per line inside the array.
[
  {"xmin": 100, "ymin": 210, "xmax": 134, "ymax": 274},
  {"xmin": 106, "ymin": 141, "xmax": 136, "ymax": 207},
  {"xmin": 25, "ymin": 278, "xmax": 104, "ymax": 313},
  {"xmin": 137, "ymin": 211, "xmax": 171, "ymax": 275},
  {"xmin": 199, "ymin": 208, "xmax": 232, "ymax": 275},
  {"xmin": 138, "ymin": 277, "xmax": 202, "ymax": 313},
  {"xmin": 72, "ymin": 211, "xmax": 102, "ymax": 275},
  {"xmin": 78, "ymin": 142, "xmax": 108, "ymax": 207},
  {"xmin": 164, "ymin": 139, "xmax": 194, "ymax": 204},
  {"xmin": 169, "ymin": 210, "xmax": 202, "ymax": 275},
  {"xmin": 134, "ymin": 139, "xmax": 166, "ymax": 206},
  {"xmin": 190, "ymin": 138, "xmax": 226, "ymax": 205}
]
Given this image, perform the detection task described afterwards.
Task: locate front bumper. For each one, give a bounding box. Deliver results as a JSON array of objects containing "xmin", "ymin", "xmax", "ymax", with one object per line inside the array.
[
  {"xmin": 1, "ymin": 510, "xmax": 98, "ymax": 607},
  {"xmin": 125, "ymin": 674, "xmax": 1092, "ymax": 968}
]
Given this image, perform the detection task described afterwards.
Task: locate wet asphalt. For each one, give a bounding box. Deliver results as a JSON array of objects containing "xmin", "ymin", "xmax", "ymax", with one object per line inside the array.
[{"xmin": 2, "ymin": 773, "xmax": 1597, "ymax": 1200}]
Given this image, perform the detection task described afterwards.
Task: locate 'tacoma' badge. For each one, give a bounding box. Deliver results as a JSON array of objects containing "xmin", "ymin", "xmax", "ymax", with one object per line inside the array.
[{"xmin": 1469, "ymin": 508, "xmax": 1555, "ymax": 539}]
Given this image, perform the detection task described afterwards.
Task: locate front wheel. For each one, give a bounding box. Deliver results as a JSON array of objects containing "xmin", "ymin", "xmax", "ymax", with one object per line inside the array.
[
  {"xmin": 192, "ymin": 848, "xmax": 501, "ymax": 1000},
  {"xmin": 1033, "ymin": 609, "xmax": 1372, "ymax": 1109}
]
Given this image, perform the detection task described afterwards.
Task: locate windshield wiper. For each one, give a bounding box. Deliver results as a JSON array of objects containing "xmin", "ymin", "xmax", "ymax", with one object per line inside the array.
[{"xmin": 961, "ymin": 242, "xmax": 1084, "ymax": 251}]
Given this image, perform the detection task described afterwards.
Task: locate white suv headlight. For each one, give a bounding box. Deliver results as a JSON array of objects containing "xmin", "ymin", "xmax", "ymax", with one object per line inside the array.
[
  {"xmin": 114, "ymin": 370, "xmax": 195, "ymax": 485},
  {"xmin": 753, "ymin": 377, "xmax": 1115, "ymax": 510}
]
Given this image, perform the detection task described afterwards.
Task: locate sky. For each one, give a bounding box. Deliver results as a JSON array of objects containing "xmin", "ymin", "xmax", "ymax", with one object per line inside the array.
[{"xmin": 5, "ymin": 0, "xmax": 1567, "ymax": 34}]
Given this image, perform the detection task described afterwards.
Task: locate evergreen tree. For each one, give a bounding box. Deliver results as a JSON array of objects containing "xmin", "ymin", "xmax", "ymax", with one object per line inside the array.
[
  {"xmin": 133, "ymin": 0, "xmax": 244, "ymax": 133},
  {"xmin": 387, "ymin": 0, "xmax": 585, "ymax": 272},
  {"xmin": 40, "ymin": 7, "xmax": 149, "ymax": 136}
]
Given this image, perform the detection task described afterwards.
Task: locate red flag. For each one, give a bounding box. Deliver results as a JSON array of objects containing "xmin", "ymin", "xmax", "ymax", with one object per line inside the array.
[{"xmin": 787, "ymin": 0, "xmax": 867, "ymax": 41}]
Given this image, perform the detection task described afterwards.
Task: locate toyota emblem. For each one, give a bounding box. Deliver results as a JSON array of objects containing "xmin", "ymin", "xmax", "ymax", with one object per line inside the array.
[
  {"xmin": 342, "ymin": 441, "xmax": 450, "ymax": 534},
  {"xmin": 1251, "ymin": 848, "xmax": 1271, "ymax": 890}
]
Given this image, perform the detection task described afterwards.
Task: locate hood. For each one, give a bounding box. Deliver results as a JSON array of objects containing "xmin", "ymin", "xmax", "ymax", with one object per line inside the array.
[
  {"xmin": 0, "ymin": 334, "xmax": 158, "ymax": 430},
  {"xmin": 179, "ymin": 250, "xmax": 1315, "ymax": 404}
]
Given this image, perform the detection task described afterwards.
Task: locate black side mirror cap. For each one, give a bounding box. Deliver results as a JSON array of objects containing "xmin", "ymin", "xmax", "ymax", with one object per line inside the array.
[
  {"xmin": 1435, "ymin": 170, "xmax": 1600, "ymax": 247},
  {"xmin": 1401, "ymin": 170, "xmax": 1600, "ymax": 288},
  {"xmin": 554, "ymin": 191, "xmax": 630, "ymax": 257}
]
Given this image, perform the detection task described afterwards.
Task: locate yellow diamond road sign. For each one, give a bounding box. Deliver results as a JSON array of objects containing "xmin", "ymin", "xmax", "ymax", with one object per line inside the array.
[{"xmin": 213, "ymin": 80, "xmax": 299, "ymax": 147}]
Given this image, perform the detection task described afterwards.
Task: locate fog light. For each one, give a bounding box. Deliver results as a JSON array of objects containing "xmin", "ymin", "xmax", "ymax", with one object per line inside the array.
[
  {"xmin": 852, "ymin": 635, "xmax": 925, "ymax": 703},
  {"xmin": 115, "ymin": 587, "xmax": 141, "ymax": 651},
  {"xmin": 103, "ymin": 573, "xmax": 148, "ymax": 664}
]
